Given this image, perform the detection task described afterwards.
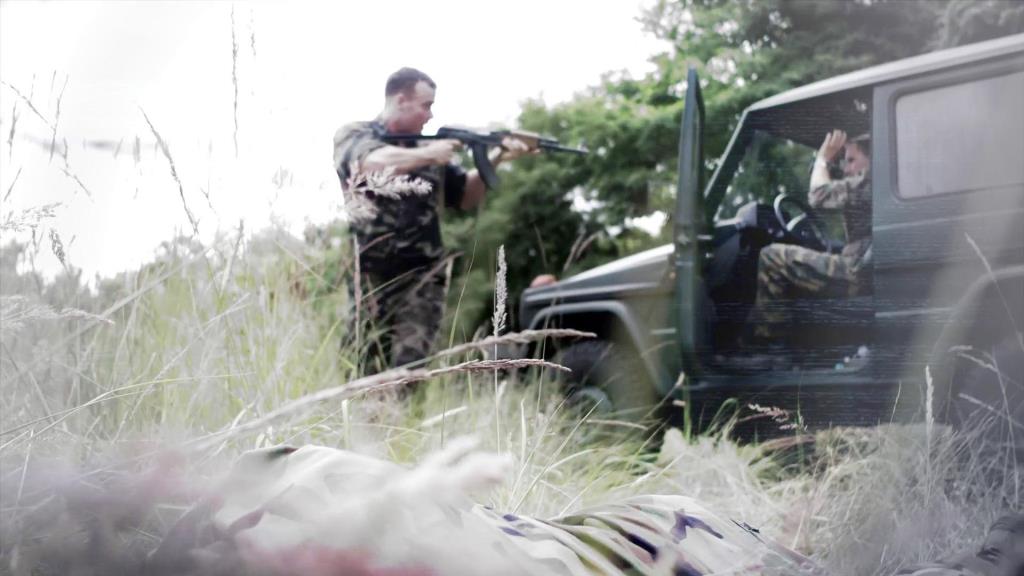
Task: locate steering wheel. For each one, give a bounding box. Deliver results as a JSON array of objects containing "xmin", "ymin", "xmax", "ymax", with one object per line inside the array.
[{"xmin": 773, "ymin": 194, "xmax": 829, "ymax": 250}]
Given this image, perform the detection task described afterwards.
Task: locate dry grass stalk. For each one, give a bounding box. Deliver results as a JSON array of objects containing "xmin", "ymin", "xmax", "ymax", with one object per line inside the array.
[
  {"xmin": 48, "ymin": 74, "xmax": 67, "ymax": 163},
  {"xmin": 0, "ymin": 295, "xmax": 113, "ymax": 340},
  {"xmin": 342, "ymin": 162, "xmax": 432, "ymax": 221},
  {"xmin": 965, "ymin": 233, "xmax": 1022, "ymax": 343},
  {"xmin": 419, "ymin": 405, "xmax": 468, "ymax": 428},
  {"xmin": 1, "ymin": 201, "xmax": 59, "ymax": 233},
  {"xmin": 200, "ymin": 183, "xmax": 216, "ymax": 213},
  {"xmin": 191, "ymin": 356, "xmax": 567, "ymax": 452},
  {"xmin": 249, "ymin": 8, "xmax": 257, "ymax": 57},
  {"xmin": 492, "ymin": 245, "xmax": 508, "ymax": 336},
  {"xmin": 1, "ymin": 81, "xmax": 93, "ymax": 197},
  {"xmin": 422, "ymin": 358, "xmax": 568, "ymax": 381},
  {"xmin": 434, "ymin": 328, "xmax": 594, "ymax": 359},
  {"xmin": 563, "ymin": 229, "xmax": 602, "ymax": 272},
  {"xmin": 188, "ymin": 367, "xmax": 423, "ymax": 451},
  {"xmin": 140, "ymin": 107, "xmax": 199, "ymax": 236},
  {"xmin": 6, "ymin": 99, "xmax": 18, "ymax": 159},
  {"xmin": 57, "ymin": 164, "xmax": 93, "ymax": 197},
  {"xmin": 230, "ymin": 4, "xmax": 239, "ymax": 157},
  {"xmin": 4, "ymin": 166, "xmax": 22, "ymax": 202},
  {"xmin": 47, "ymin": 228, "xmax": 68, "ymax": 271},
  {"xmin": 492, "ymin": 245, "xmax": 508, "ymax": 451},
  {"xmin": 0, "ymin": 81, "xmax": 52, "ymax": 130},
  {"xmin": 218, "ymin": 219, "xmax": 245, "ymax": 293}
]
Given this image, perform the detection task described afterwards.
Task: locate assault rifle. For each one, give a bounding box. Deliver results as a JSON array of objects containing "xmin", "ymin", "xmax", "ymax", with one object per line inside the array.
[{"xmin": 378, "ymin": 126, "xmax": 587, "ymax": 190}]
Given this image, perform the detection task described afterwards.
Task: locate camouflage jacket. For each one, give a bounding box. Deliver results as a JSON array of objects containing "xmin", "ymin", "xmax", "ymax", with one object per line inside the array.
[
  {"xmin": 808, "ymin": 170, "xmax": 872, "ymax": 264},
  {"xmin": 333, "ymin": 120, "xmax": 467, "ymax": 276}
]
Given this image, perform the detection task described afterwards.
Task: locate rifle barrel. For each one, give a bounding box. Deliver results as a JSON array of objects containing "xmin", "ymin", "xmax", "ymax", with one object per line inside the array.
[{"xmin": 538, "ymin": 142, "xmax": 588, "ymax": 155}]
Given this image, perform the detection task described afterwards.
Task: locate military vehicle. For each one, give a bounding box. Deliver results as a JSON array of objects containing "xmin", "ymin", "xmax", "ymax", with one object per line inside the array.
[{"xmin": 518, "ymin": 34, "xmax": 1024, "ymax": 438}]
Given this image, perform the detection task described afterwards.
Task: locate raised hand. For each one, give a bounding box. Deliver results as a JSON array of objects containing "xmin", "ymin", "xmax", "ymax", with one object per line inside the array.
[{"xmin": 817, "ymin": 129, "xmax": 847, "ymax": 163}]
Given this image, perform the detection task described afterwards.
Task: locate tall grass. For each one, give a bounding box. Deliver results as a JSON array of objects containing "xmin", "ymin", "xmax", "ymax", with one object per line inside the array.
[
  {"xmin": 0, "ymin": 146, "xmax": 1017, "ymax": 573},
  {"xmin": 1, "ymin": 225, "xmax": 1018, "ymax": 575},
  {"xmin": 0, "ymin": 227, "xmax": 649, "ymax": 567}
]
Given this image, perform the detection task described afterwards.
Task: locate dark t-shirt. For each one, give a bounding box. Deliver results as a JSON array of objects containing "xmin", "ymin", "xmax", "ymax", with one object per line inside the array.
[{"xmin": 333, "ymin": 120, "xmax": 467, "ymax": 275}]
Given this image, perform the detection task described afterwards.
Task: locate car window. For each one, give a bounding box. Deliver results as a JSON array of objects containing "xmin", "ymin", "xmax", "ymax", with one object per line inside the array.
[
  {"xmin": 714, "ymin": 130, "xmax": 815, "ymax": 221},
  {"xmin": 895, "ymin": 70, "xmax": 1024, "ymax": 199}
]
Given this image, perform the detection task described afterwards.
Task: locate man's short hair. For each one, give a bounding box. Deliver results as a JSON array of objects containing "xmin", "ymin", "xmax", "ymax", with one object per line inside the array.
[
  {"xmin": 385, "ymin": 67, "xmax": 436, "ymax": 98},
  {"xmin": 848, "ymin": 133, "xmax": 871, "ymax": 156}
]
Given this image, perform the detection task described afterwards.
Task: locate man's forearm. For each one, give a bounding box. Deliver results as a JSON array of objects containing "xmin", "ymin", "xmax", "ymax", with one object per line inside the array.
[
  {"xmin": 361, "ymin": 146, "xmax": 436, "ymax": 175},
  {"xmin": 809, "ymin": 157, "xmax": 831, "ymax": 195},
  {"xmin": 462, "ymin": 169, "xmax": 488, "ymax": 210},
  {"xmin": 460, "ymin": 147, "xmax": 506, "ymax": 210}
]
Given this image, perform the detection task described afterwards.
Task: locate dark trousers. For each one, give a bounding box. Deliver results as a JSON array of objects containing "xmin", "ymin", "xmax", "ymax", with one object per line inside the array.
[{"xmin": 347, "ymin": 263, "xmax": 448, "ymax": 373}]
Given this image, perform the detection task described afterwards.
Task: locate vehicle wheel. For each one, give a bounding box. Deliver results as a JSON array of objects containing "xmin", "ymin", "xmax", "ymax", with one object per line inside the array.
[
  {"xmin": 553, "ymin": 340, "xmax": 661, "ymax": 419},
  {"xmin": 944, "ymin": 335, "xmax": 1024, "ymax": 457}
]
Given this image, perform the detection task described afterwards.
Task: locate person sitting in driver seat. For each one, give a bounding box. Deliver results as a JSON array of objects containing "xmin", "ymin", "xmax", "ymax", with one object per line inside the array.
[{"xmin": 749, "ymin": 130, "xmax": 872, "ymax": 345}]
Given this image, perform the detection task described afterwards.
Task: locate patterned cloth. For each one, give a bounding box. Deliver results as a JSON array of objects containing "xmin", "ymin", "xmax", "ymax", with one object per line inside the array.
[
  {"xmin": 152, "ymin": 445, "xmax": 1022, "ymax": 576},
  {"xmin": 474, "ymin": 496, "xmax": 821, "ymax": 575},
  {"xmin": 807, "ymin": 171, "xmax": 872, "ymax": 263},
  {"xmin": 154, "ymin": 444, "xmax": 823, "ymax": 576},
  {"xmin": 752, "ymin": 172, "xmax": 872, "ymax": 340},
  {"xmin": 333, "ymin": 120, "xmax": 467, "ymax": 368}
]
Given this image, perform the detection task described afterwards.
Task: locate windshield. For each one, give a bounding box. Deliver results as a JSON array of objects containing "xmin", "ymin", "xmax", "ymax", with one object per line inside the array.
[{"xmin": 714, "ymin": 130, "xmax": 816, "ymax": 221}]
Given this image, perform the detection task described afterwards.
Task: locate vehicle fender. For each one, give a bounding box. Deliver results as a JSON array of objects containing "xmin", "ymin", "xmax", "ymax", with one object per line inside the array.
[
  {"xmin": 527, "ymin": 301, "xmax": 666, "ymax": 393},
  {"xmin": 929, "ymin": 264, "xmax": 1024, "ymax": 372}
]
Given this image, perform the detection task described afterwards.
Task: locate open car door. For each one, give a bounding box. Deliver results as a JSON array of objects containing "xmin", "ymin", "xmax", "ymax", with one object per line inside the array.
[{"xmin": 674, "ymin": 68, "xmax": 707, "ymax": 378}]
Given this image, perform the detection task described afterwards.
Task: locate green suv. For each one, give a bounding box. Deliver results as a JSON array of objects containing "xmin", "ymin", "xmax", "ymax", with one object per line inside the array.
[{"xmin": 518, "ymin": 34, "xmax": 1024, "ymax": 439}]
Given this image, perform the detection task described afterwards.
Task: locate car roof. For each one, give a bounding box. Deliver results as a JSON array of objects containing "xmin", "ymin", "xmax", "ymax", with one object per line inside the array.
[{"xmin": 747, "ymin": 33, "xmax": 1024, "ymax": 113}]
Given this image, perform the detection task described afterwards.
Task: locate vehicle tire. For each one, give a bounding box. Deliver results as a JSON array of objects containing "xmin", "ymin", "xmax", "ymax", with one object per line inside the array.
[
  {"xmin": 553, "ymin": 340, "xmax": 661, "ymax": 420},
  {"xmin": 944, "ymin": 335, "xmax": 1024, "ymax": 458}
]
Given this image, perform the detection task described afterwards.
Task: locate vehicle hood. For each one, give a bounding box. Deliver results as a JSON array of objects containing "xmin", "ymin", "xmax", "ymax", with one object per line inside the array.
[{"xmin": 521, "ymin": 243, "xmax": 674, "ymax": 307}]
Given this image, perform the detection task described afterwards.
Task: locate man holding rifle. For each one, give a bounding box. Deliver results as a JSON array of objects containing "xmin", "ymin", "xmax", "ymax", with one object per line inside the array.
[{"xmin": 332, "ymin": 67, "xmax": 541, "ymax": 373}]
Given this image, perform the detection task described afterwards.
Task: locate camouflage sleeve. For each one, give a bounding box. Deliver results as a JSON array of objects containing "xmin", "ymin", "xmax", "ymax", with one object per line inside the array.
[
  {"xmin": 332, "ymin": 123, "xmax": 387, "ymax": 183},
  {"xmin": 808, "ymin": 172, "xmax": 870, "ymax": 210}
]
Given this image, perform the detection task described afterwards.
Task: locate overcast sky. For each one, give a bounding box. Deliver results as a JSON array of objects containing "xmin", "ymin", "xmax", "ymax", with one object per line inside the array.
[{"xmin": 0, "ymin": 0, "xmax": 667, "ymax": 281}]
